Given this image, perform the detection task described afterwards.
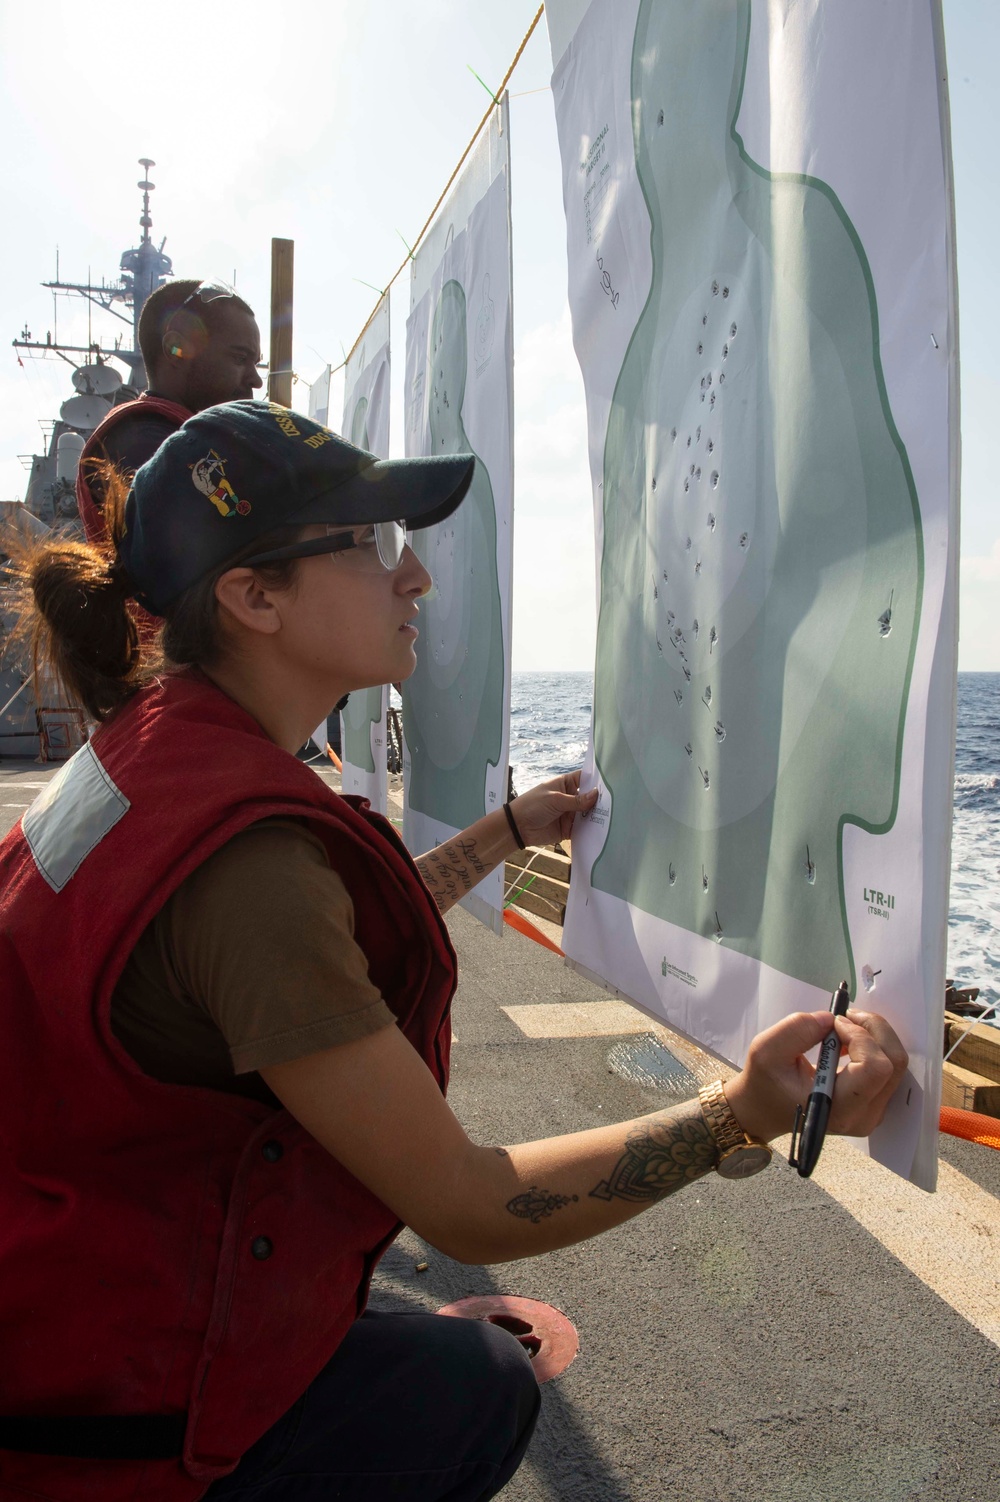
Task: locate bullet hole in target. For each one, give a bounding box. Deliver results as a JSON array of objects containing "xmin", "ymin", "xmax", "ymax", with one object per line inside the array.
[
  {"xmin": 878, "ymin": 590, "xmax": 894, "ymax": 638},
  {"xmin": 697, "ymin": 343, "xmax": 703, "ymax": 355},
  {"xmin": 684, "ymin": 479, "xmax": 690, "ymax": 492},
  {"xmin": 711, "ymin": 471, "xmax": 719, "ymax": 488},
  {"xmin": 730, "ymin": 323, "xmax": 738, "ymax": 338},
  {"xmin": 722, "ymin": 286, "xmax": 730, "ymax": 298},
  {"xmin": 670, "ymin": 428, "xmax": 677, "ymax": 442},
  {"xmin": 712, "ymin": 280, "xmax": 719, "ymax": 295},
  {"xmin": 657, "ymin": 109, "xmax": 664, "ymax": 125},
  {"xmin": 738, "ymin": 533, "xmax": 750, "ymax": 552},
  {"xmin": 695, "ymin": 467, "xmax": 701, "ymax": 480},
  {"xmin": 651, "ymin": 476, "xmax": 657, "ymax": 491},
  {"xmin": 707, "ymin": 513, "xmax": 716, "ymax": 531}
]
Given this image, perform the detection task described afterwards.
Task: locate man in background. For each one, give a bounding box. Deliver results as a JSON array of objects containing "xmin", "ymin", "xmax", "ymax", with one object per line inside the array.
[{"xmin": 77, "ymin": 279, "xmax": 262, "ymax": 543}]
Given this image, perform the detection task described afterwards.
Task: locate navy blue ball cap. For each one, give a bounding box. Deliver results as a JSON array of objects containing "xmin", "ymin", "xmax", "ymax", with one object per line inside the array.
[{"xmin": 119, "ymin": 400, "xmax": 475, "ymax": 615}]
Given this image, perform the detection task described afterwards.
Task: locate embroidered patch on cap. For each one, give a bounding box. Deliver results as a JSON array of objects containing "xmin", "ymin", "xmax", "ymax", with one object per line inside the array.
[
  {"xmin": 189, "ymin": 449, "xmax": 251, "ymax": 518},
  {"xmin": 22, "ymin": 744, "xmax": 130, "ymax": 893}
]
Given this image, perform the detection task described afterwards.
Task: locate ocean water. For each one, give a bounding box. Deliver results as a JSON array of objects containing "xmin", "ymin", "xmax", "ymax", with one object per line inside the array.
[{"xmin": 509, "ymin": 669, "xmax": 1000, "ymax": 1025}]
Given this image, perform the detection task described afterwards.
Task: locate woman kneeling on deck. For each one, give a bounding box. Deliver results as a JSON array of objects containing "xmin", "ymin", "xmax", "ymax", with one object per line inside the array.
[{"xmin": 0, "ymin": 401, "xmax": 907, "ymax": 1501}]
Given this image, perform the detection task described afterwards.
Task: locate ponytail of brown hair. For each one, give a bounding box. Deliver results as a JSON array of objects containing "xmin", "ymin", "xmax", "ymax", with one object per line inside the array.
[
  {"xmin": 4, "ymin": 466, "xmax": 307, "ymax": 724},
  {"xmin": 4, "ymin": 466, "xmax": 147, "ymax": 723}
]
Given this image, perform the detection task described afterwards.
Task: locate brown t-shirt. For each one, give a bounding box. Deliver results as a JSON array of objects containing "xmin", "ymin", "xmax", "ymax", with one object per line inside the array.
[{"xmin": 111, "ymin": 819, "xmax": 394, "ymax": 1104}]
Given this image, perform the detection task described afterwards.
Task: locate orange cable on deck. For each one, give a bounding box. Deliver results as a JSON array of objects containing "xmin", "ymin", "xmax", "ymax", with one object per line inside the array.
[
  {"xmin": 503, "ymin": 905, "xmax": 565, "ymax": 956},
  {"xmin": 940, "ymin": 1105, "xmax": 1000, "ymax": 1151}
]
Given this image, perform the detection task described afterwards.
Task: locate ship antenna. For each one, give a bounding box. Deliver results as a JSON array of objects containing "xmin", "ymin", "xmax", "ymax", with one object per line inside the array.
[{"xmin": 138, "ymin": 158, "xmax": 156, "ymax": 245}]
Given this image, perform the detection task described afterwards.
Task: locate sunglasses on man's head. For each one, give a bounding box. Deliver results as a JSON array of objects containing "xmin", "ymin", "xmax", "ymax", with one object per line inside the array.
[
  {"xmin": 242, "ymin": 521, "xmax": 407, "ymax": 573},
  {"xmin": 181, "ymin": 280, "xmax": 240, "ymax": 310}
]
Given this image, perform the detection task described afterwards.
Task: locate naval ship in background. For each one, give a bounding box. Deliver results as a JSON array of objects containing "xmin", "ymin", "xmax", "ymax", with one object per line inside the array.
[{"xmin": 1, "ymin": 161, "xmax": 171, "ymax": 758}]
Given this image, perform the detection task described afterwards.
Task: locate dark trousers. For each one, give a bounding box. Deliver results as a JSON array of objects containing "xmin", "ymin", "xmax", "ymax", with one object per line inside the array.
[{"xmin": 202, "ymin": 1310, "xmax": 540, "ymax": 1501}]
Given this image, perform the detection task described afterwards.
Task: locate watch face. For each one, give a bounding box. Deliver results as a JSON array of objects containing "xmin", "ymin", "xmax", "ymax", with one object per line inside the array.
[{"xmin": 717, "ymin": 1144, "xmax": 772, "ymax": 1180}]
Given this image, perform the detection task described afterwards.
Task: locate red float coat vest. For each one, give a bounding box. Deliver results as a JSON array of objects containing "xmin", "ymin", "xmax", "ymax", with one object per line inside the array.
[
  {"xmin": 0, "ymin": 672, "xmax": 456, "ymax": 1502},
  {"xmin": 76, "ymin": 393, "xmax": 192, "ymax": 546}
]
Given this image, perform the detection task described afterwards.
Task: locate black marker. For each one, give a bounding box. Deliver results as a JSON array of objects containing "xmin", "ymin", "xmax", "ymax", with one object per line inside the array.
[{"xmin": 789, "ymin": 981, "xmax": 851, "ymax": 1178}]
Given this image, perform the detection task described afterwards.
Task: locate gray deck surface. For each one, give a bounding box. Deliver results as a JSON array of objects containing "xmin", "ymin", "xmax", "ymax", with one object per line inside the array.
[
  {"xmin": 371, "ymin": 904, "xmax": 1000, "ymax": 1502},
  {"xmin": 2, "ymin": 761, "xmax": 998, "ymax": 1501}
]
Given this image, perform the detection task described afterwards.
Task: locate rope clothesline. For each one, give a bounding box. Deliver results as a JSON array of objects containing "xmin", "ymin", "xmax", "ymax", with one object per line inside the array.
[{"xmin": 334, "ymin": 3, "xmax": 545, "ymax": 377}]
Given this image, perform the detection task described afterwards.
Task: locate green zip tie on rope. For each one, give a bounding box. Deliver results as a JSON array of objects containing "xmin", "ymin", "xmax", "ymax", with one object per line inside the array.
[
  {"xmin": 467, "ymin": 64, "xmax": 501, "ymax": 106},
  {"xmin": 504, "ymin": 871, "xmax": 540, "ymax": 911}
]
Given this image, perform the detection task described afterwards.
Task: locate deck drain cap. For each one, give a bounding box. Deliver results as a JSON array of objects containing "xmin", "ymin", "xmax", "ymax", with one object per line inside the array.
[
  {"xmin": 607, "ymin": 1033, "xmax": 700, "ymax": 1093},
  {"xmin": 436, "ymin": 1295, "xmax": 578, "ymax": 1383}
]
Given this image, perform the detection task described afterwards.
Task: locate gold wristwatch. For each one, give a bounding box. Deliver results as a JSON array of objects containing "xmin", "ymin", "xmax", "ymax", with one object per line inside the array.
[{"xmin": 698, "ymin": 1080, "xmax": 772, "ymax": 1180}]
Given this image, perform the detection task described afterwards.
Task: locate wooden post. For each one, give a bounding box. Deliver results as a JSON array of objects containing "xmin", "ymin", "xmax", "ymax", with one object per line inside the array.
[{"xmin": 268, "ymin": 238, "xmax": 294, "ymax": 407}]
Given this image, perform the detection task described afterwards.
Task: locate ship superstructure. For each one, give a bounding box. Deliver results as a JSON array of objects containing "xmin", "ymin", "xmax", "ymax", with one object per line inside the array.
[
  {"xmin": 1, "ymin": 163, "xmax": 170, "ymax": 757},
  {"xmin": 11, "ymin": 160, "xmax": 171, "ymax": 529}
]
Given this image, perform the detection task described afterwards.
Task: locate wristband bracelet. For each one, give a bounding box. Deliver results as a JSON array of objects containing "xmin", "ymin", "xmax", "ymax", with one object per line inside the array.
[{"xmin": 502, "ymin": 801, "xmax": 526, "ymax": 850}]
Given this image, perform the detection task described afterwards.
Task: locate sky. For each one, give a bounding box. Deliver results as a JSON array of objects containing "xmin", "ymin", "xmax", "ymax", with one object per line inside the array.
[{"xmin": 0, "ymin": 0, "xmax": 995, "ymax": 672}]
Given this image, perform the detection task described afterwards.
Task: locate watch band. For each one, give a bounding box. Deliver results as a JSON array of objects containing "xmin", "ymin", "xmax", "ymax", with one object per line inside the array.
[{"xmin": 698, "ymin": 1079, "xmax": 753, "ymax": 1155}]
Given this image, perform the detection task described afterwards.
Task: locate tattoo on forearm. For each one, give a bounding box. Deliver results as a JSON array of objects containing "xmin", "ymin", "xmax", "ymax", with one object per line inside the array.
[
  {"xmin": 506, "ymin": 1187, "xmax": 579, "ymax": 1223},
  {"xmin": 416, "ymin": 837, "xmax": 489, "ymax": 914},
  {"xmin": 589, "ymin": 1113, "xmax": 718, "ymax": 1204},
  {"xmin": 455, "ymin": 839, "xmax": 486, "ymax": 876}
]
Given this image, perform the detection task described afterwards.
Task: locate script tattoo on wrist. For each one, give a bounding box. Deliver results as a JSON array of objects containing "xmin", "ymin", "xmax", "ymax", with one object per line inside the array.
[
  {"xmin": 506, "ymin": 1187, "xmax": 579, "ymax": 1223},
  {"xmin": 589, "ymin": 1111, "xmax": 718, "ymax": 1204}
]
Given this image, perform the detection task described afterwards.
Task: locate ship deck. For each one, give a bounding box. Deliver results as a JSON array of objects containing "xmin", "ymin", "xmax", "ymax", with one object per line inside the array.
[{"xmin": 3, "ymin": 758, "xmax": 998, "ymax": 1500}]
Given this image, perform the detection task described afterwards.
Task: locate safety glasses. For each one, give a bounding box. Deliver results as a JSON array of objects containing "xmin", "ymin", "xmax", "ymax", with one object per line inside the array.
[
  {"xmin": 181, "ymin": 279, "xmax": 240, "ymax": 309},
  {"xmin": 242, "ymin": 520, "xmax": 408, "ymax": 573}
]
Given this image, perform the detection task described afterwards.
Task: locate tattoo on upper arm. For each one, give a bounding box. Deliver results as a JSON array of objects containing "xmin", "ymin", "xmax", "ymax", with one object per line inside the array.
[
  {"xmin": 589, "ymin": 1112, "xmax": 718, "ymax": 1204},
  {"xmin": 506, "ymin": 1187, "xmax": 579, "ymax": 1223}
]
